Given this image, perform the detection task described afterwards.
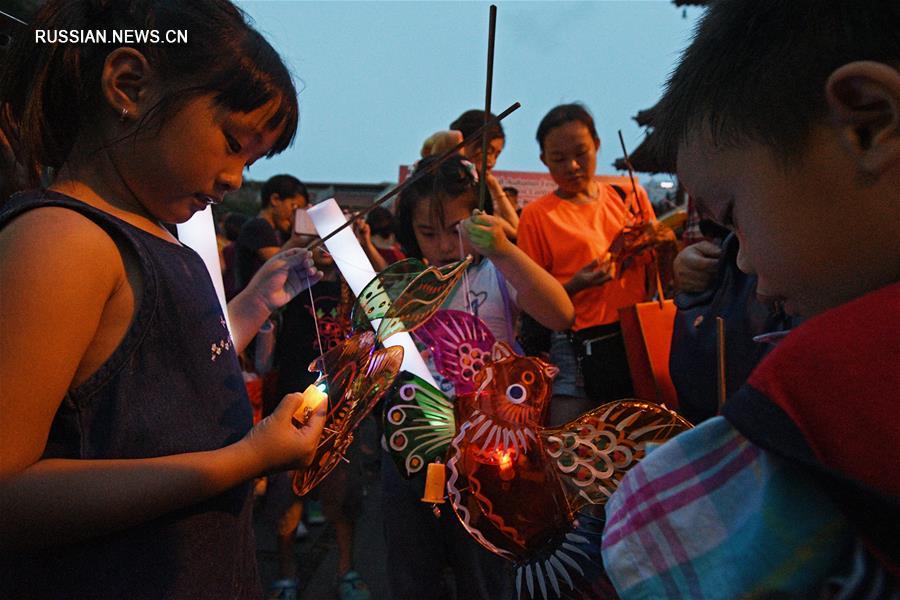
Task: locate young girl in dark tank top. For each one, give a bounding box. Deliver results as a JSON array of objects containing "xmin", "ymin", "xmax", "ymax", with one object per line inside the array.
[{"xmin": 0, "ymin": 1, "xmax": 327, "ymax": 596}]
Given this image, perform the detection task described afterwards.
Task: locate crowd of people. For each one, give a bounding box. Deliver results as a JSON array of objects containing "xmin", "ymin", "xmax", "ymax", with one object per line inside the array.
[{"xmin": 0, "ymin": 0, "xmax": 897, "ymax": 599}]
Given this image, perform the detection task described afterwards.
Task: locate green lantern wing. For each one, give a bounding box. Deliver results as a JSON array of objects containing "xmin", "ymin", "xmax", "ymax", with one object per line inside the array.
[{"xmin": 383, "ymin": 371, "xmax": 457, "ymax": 478}]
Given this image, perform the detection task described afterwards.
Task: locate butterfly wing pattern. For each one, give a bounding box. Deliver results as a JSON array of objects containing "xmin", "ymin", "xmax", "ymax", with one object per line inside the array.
[
  {"xmin": 351, "ymin": 258, "xmax": 426, "ymax": 333},
  {"xmin": 377, "ymin": 258, "xmax": 472, "ymax": 340},
  {"xmin": 351, "ymin": 257, "xmax": 473, "ymax": 341},
  {"xmin": 383, "ymin": 371, "xmax": 456, "ymax": 477},
  {"xmin": 292, "ymin": 332, "xmax": 403, "ymax": 495}
]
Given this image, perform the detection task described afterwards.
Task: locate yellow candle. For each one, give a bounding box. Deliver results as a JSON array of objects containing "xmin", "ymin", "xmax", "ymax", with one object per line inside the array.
[
  {"xmin": 292, "ymin": 383, "xmax": 328, "ymax": 426},
  {"xmin": 421, "ymin": 462, "xmax": 446, "ymax": 504}
]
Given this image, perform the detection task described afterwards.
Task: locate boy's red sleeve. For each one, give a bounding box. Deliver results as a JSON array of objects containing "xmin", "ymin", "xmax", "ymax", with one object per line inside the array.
[{"xmin": 747, "ymin": 282, "xmax": 900, "ymax": 498}]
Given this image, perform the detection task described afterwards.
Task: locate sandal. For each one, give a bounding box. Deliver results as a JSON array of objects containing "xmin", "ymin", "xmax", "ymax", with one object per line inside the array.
[
  {"xmin": 337, "ymin": 570, "xmax": 371, "ymax": 600},
  {"xmin": 267, "ymin": 578, "xmax": 298, "ymax": 600}
]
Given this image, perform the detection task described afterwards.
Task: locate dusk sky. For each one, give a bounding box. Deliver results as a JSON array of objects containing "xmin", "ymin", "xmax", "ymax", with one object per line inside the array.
[{"xmin": 236, "ymin": 1, "xmax": 705, "ymax": 186}]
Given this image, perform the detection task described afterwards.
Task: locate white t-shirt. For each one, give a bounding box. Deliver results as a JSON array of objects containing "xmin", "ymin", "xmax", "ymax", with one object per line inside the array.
[{"xmin": 429, "ymin": 259, "xmax": 519, "ymax": 396}]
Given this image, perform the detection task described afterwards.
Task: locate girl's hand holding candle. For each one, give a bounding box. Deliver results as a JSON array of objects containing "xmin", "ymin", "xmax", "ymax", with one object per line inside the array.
[
  {"xmin": 293, "ymin": 383, "xmax": 328, "ymax": 428},
  {"xmin": 242, "ymin": 384, "xmax": 328, "ymax": 473}
]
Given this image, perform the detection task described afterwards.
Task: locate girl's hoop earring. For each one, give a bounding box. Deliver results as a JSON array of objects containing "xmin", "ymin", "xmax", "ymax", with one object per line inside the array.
[{"xmin": 120, "ymin": 108, "xmax": 128, "ymax": 123}]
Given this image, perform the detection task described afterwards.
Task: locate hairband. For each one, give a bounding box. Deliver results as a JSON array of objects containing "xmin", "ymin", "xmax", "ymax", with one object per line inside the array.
[
  {"xmin": 410, "ymin": 156, "xmax": 478, "ymax": 186},
  {"xmin": 459, "ymin": 159, "xmax": 479, "ymax": 184}
]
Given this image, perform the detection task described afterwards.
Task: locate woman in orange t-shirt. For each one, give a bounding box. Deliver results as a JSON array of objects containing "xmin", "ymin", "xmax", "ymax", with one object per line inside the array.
[{"xmin": 518, "ymin": 104, "xmax": 655, "ymax": 424}]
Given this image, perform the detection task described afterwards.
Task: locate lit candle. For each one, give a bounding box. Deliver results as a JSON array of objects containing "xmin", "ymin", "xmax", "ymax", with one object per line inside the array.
[
  {"xmin": 421, "ymin": 462, "xmax": 446, "ymax": 504},
  {"xmin": 497, "ymin": 449, "xmax": 515, "ymax": 481},
  {"xmin": 292, "ymin": 383, "xmax": 328, "ymax": 427}
]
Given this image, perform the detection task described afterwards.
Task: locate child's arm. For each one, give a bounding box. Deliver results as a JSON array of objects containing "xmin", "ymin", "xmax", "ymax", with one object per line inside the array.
[
  {"xmin": 485, "ymin": 172, "xmax": 520, "ymax": 236},
  {"xmin": 227, "ymin": 248, "xmax": 322, "ymax": 352},
  {"xmin": 463, "ymin": 212, "xmax": 574, "ymax": 331},
  {"xmin": 0, "ymin": 392, "xmax": 324, "ymax": 551},
  {"xmin": 0, "ymin": 212, "xmax": 325, "ymax": 550},
  {"xmin": 353, "ymin": 217, "xmax": 390, "ymax": 272}
]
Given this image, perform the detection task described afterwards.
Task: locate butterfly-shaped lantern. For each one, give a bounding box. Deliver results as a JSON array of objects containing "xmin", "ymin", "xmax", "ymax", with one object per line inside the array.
[
  {"xmin": 292, "ymin": 332, "xmax": 403, "ymax": 495},
  {"xmin": 294, "ymin": 257, "xmax": 473, "ymax": 496}
]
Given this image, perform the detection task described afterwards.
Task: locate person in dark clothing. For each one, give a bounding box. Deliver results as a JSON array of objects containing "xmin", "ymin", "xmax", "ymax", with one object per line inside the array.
[
  {"xmin": 669, "ymin": 233, "xmax": 792, "ymax": 424},
  {"xmin": 235, "ymin": 174, "xmax": 309, "ymax": 293},
  {"xmin": 365, "ymin": 205, "xmax": 406, "ymax": 265},
  {"xmin": 222, "ymin": 211, "xmax": 250, "ymax": 300}
]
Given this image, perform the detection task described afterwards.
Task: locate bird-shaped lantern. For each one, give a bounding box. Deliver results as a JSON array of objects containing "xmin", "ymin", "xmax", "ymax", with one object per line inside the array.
[{"xmin": 384, "ymin": 310, "xmax": 692, "ymax": 599}]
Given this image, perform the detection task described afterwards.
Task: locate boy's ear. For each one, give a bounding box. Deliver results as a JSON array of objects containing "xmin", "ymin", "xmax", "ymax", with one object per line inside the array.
[
  {"xmin": 539, "ymin": 151, "xmax": 548, "ymax": 168},
  {"xmin": 100, "ymin": 48, "xmax": 155, "ymax": 123},
  {"xmin": 826, "ymin": 61, "xmax": 900, "ymax": 179}
]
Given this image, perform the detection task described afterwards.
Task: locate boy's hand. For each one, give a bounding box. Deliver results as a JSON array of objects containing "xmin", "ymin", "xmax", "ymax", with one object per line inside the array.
[
  {"xmin": 673, "ymin": 241, "xmax": 721, "ymax": 293},
  {"xmin": 247, "ymin": 248, "xmax": 322, "ymax": 312},
  {"xmin": 242, "ymin": 387, "xmax": 328, "ymax": 473},
  {"xmin": 462, "ymin": 210, "xmax": 513, "ymax": 257},
  {"xmin": 565, "ymin": 256, "xmax": 614, "ymax": 295}
]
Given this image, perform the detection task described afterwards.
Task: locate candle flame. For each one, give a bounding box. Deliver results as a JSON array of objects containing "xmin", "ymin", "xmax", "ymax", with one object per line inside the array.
[{"xmin": 496, "ymin": 449, "xmax": 515, "ymax": 481}]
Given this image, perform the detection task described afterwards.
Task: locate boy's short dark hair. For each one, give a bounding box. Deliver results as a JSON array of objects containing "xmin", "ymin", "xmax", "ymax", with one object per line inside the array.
[
  {"xmin": 652, "ymin": 0, "xmax": 900, "ymax": 166},
  {"xmin": 366, "ymin": 206, "xmax": 395, "ymax": 238},
  {"xmin": 536, "ymin": 103, "xmax": 598, "ymax": 151},
  {"xmin": 450, "ymin": 109, "xmax": 504, "ymax": 142},
  {"xmin": 260, "ymin": 174, "xmax": 308, "ymax": 208},
  {"xmin": 223, "ymin": 212, "xmax": 250, "ymax": 241}
]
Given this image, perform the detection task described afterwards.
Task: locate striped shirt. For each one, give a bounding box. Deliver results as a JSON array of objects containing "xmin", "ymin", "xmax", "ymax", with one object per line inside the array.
[{"xmin": 602, "ymin": 417, "xmax": 855, "ymax": 599}]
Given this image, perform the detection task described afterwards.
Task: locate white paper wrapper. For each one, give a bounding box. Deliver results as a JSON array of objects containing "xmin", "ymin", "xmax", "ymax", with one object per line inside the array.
[
  {"xmin": 307, "ymin": 199, "xmax": 437, "ymax": 386},
  {"xmin": 177, "ymin": 207, "xmax": 231, "ymax": 333}
]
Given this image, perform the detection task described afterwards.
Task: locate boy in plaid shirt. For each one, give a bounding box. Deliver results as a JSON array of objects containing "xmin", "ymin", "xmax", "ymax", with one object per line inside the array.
[{"xmin": 602, "ymin": 1, "xmax": 900, "ymax": 597}]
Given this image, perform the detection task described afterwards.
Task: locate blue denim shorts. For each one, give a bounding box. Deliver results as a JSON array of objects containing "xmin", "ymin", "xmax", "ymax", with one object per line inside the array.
[{"xmin": 549, "ymin": 331, "xmax": 586, "ymax": 399}]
